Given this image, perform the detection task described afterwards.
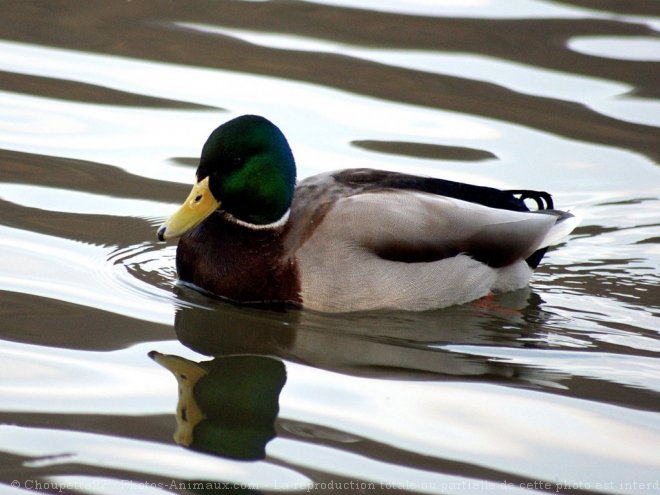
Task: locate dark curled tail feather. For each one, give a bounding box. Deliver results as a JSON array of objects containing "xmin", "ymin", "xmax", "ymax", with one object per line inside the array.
[
  {"xmin": 504, "ymin": 190, "xmax": 557, "ymax": 268},
  {"xmin": 505, "ymin": 190, "xmax": 554, "ymax": 210}
]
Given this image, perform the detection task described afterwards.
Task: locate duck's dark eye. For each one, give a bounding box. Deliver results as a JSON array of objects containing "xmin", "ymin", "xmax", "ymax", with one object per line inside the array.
[{"xmin": 194, "ymin": 194, "xmax": 203, "ymax": 202}]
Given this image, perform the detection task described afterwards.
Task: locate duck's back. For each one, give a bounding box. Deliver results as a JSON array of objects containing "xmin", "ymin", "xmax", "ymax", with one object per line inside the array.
[{"xmin": 286, "ymin": 169, "xmax": 574, "ymax": 312}]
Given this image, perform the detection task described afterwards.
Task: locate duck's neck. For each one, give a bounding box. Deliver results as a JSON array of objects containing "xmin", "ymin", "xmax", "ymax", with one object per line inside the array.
[
  {"xmin": 175, "ymin": 212, "xmax": 301, "ymax": 307},
  {"xmin": 222, "ymin": 209, "xmax": 291, "ymax": 231}
]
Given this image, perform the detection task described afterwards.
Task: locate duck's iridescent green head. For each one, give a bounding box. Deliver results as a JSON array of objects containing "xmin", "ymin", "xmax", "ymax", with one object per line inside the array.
[{"xmin": 157, "ymin": 115, "xmax": 296, "ymax": 241}]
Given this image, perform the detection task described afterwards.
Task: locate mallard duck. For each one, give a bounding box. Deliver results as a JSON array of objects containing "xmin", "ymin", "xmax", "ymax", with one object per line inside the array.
[{"xmin": 157, "ymin": 115, "xmax": 578, "ymax": 312}]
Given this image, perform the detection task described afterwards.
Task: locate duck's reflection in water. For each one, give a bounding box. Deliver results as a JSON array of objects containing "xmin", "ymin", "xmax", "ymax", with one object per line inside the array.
[
  {"xmin": 150, "ymin": 351, "xmax": 285, "ymax": 461},
  {"xmin": 153, "ymin": 286, "xmax": 562, "ymax": 460}
]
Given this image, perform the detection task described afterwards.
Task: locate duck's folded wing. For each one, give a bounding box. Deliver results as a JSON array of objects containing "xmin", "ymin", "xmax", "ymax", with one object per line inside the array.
[{"xmin": 325, "ymin": 190, "xmax": 575, "ymax": 268}]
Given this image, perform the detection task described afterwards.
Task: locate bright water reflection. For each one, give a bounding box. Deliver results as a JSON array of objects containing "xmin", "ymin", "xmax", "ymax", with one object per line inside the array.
[
  {"xmin": 180, "ymin": 23, "xmax": 660, "ymax": 128},
  {"xmin": 568, "ymin": 36, "xmax": 660, "ymax": 62},
  {"xmin": 303, "ymin": 0, "xmax": 598, "ymax": 18}
]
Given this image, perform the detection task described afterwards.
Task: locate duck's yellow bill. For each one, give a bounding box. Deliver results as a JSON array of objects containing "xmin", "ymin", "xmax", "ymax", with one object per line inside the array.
[{"xmin": 157, "ymin": 176, "xmax": 220, "ymax": 241}]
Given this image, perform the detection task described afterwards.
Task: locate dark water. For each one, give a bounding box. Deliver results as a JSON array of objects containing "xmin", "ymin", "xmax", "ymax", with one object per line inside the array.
[{"xmin": 1, "ymin": 1, "xmax": 659, "ymax": 494}]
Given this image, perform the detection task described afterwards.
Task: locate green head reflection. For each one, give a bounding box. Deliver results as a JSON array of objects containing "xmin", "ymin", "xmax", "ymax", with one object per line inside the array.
[{"xmin": 150, "ymin": 351, "xmax": 286, "ymax": 461}]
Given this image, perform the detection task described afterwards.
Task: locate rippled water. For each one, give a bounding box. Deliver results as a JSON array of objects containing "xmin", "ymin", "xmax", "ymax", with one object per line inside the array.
[{"xmin": 1, "ymin": 1, "xmax": 659, "ymax": 494}]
